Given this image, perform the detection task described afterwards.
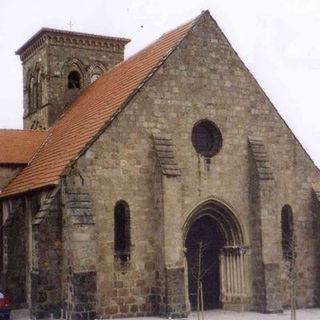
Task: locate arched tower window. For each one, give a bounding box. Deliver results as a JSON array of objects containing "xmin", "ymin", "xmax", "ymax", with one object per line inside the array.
[
  {"xmin": 29, "ymin": 76, "xmax": 35, "ymax": 113},
  {"xmin": 68, "ymin": 70, "xmax": 81, "ymax": 89},
  {"xmin": 88, "ymin": 63, "xmax": 105, "ymax": 84},
  {"xmin": 114, "ymin": 201, "xmax": 130, "ymax": 263},
  {"xmin": 35, "ymin": 68, "xmax": 42, "ymax": 108},
  {"xmin": 281, "ymin": 204, "xmax": 294, "ymax": 261}
]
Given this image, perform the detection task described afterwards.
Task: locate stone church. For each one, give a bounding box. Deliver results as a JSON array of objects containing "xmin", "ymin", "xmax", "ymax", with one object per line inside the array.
[{"xmin": 0, "ymin": 10, "xmax": 320, "ymax": 319}]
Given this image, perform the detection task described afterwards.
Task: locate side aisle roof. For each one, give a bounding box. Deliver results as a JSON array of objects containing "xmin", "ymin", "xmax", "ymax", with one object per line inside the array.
[{"xmin": 0, "ymin": 129, "xmax": 48, "ymax": 165}]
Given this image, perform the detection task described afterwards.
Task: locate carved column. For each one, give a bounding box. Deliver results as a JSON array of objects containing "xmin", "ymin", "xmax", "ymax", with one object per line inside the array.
[{"xmin": 220, "ymin": 246, "xmax": 250, "ymax": 311}]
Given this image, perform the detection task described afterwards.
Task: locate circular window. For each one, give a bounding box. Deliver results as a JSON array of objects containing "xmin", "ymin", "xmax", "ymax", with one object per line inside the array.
[{"xmin": 192, "ymin": 120, "xmax": 222, "ymax": 157}]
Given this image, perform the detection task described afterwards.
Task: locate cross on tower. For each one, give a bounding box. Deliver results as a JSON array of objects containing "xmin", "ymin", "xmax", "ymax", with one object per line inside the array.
[{"xmin": 68, "ymin": 21, "xmax": 74, "ymax": 30}]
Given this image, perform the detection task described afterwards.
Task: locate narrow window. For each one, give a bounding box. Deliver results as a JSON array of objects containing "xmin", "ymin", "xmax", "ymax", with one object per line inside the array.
[
  {"xmin": 114, "ymin": 201, "xmax": 130, "ymax": 263},
  {"xmin": 29, "ymin": 76, "xmax": 35, "ymax": 112},
  {"xmin": 67, "ymin": 71, "xmax": 81, "ymax": 89},
  {"xmin": 281, "ymin": 204, "xmax": 294, "ymax": 261},
  {"xmin": 35, "ymin": 69, "xmax": 42, "ymax": 108}
]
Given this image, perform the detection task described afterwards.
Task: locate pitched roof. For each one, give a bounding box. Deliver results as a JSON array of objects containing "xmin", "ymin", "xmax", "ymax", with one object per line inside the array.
[
  {"xmin": 1, "ymin": 12, "xmax": 203, "ymax": 197},
  {"xmin": 0, "ymin": 129, "xmax": 48, "ymax": 164}
]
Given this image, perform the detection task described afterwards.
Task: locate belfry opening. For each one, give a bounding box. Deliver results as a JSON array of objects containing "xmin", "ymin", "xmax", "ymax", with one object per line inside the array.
[{"xmin": 184, "ymin": 200, "xmax": 249, "ymax": 311}]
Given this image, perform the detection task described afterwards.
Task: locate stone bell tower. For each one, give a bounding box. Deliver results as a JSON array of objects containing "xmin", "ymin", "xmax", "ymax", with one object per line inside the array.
[{"xmin": 16, "ymin": 28, "xmax": 130, "ymax": 129}]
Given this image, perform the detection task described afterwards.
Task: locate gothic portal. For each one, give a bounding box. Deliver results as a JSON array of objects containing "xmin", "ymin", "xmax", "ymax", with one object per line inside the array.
[{"xmin": 185, "ymin": 200, "xmax": 250, "ymax": 311}]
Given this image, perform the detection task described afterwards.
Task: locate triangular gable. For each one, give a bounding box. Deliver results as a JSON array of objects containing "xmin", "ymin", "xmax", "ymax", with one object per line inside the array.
[{"xmin": 1, "ymin": 12, "xmax": 204, "ymax": 197}]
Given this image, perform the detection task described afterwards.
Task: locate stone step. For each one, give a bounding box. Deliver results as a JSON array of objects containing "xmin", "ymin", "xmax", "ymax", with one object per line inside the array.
[{"xmin": 11, "ymin": 309, "xmax": 30, "ymax": 320}]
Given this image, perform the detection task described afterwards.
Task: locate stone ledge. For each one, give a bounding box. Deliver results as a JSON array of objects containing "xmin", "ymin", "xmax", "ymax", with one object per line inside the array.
[
  {"xmin": 33, "ymin": 186, "xmax": 60, "ymax": 226},
  {"xmin": 248, "ymin": 136, "xmax": 274, "ymax": 181},
  {"xmin": 153, "ymin": 135, "xmax": 181, "ymax": 177}
]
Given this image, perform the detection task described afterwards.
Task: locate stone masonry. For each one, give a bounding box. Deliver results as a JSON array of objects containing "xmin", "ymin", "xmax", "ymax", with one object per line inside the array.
[
  {"xmin": 73, "ymin": 12, "xmax": 320, "ymax": 314},
  {"xmin": 1, "ymin": 10, "xmax": 320, "ymax": 320}
]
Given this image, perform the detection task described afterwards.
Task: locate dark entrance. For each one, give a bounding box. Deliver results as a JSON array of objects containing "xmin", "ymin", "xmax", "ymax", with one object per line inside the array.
[{"xmin": 185, "ymin": 215, "xmax": 223, "ymax": 310}]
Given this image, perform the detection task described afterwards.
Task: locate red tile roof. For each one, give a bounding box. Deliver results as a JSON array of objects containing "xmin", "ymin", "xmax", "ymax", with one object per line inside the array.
[
  {"xmin": 1, "ymin": 12, "xmax": 203, "ymax": 197},
  {"xmin": 0, "ymin": 129, "xmax": 48, "ymax": 164}
]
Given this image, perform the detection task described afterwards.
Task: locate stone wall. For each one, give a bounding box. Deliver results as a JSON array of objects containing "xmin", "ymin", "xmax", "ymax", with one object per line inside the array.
[
  {"xmin": 21, "ymin": 44, "xmax": 49, "ymax": 129},
  {"xmin": 0, "ymin": 165, "xmax": 21, "ymax": 189},
  {"xmin": 65, "ymin": 158, "xmax": 164, "ymax": 318},
  {"xmin": 60, "ymin": 175, "xmax": 97, "ymax": 320},
  {"xmin": 3, "ymin": 198, "xmax": 27, "ymax": 308},
  {"xmin": 160, "ymin": 267, "xmax": 187, "ymax": 317},
  {"xmin": 73, "ymin": 12, "xmax": 320, "ymax": 316},
  {"xmin": 0, "ymin": 187, "xmax": 64, "ymax": 317},
  {"xmin": 31, "ymin": 188, "xmax": 63, "ymax": 318}
]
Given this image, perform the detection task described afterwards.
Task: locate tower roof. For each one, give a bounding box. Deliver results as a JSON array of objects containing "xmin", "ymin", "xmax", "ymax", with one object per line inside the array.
[{"xmin": 15, "ymin": 27, "xmax": 131, "ymax": 61}]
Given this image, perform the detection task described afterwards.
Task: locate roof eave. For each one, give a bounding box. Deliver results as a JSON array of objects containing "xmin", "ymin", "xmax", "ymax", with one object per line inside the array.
[
  {"xmin": 0, "ymin": 181, "xmax": 58, "ymax": 199},
  {"xmin": 0, "ymin": 162, "xmax": 27, "ymax": 166}
]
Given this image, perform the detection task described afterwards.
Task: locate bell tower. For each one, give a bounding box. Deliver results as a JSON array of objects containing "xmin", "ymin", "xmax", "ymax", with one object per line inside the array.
[{"xmin": 16, "ymin": 28, "xmax": 130, "ymax": 129}]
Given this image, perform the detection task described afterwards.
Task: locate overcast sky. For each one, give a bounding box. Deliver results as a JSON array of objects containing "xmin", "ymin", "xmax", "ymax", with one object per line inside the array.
[{"xmin": 0, "ymin": 0, "xmax": 320, "ymax": 166}]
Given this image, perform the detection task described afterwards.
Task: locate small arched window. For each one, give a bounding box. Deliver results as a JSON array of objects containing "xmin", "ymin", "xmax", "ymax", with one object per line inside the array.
[
  {"xmin": 88, "ymin": 63, "xmax": 105, "ymax": 83},
  {"xmin": 281, "ymin": 204, "xmax": 294, "ymax": 261},
  {"xmin": 90, "ymin": 73, "xmax": 101, "ymax": 83},
  {"xmin": 68, "ymin": 70, "xmax": 81, "ymax": 89},
  {"xmin": 114, "ymin": 201, "xmax": 130, "ymax": 263}
]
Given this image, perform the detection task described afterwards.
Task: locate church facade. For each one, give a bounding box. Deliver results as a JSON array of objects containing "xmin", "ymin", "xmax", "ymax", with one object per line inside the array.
[{"xmin": 1, "ymin": 10, "xmax": 320, "ymax": 319}]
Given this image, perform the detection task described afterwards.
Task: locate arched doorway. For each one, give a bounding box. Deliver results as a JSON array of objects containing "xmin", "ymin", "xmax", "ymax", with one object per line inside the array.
[
  {"xmin": 184, "ymin": 200, "xmax": 247, "ymax": 311},
  {"xmin": 185, "ymin": 215, "xmax": 223, "ymax": 309}
]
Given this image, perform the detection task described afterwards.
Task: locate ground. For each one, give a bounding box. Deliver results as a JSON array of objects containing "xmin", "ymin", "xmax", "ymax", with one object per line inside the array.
[
  {"xmin": 10, "ymin": 309, "xmax": 320, "ymax": 320},
  {"xmin": 189, "ymin": 310, "xmax": 319, "ymax": 319}
]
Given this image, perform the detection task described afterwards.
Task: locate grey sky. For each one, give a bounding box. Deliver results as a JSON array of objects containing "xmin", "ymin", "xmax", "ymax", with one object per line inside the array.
[{"xmin": 0, "ymin": 0, "xmax": 320, "ymax": 166}]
